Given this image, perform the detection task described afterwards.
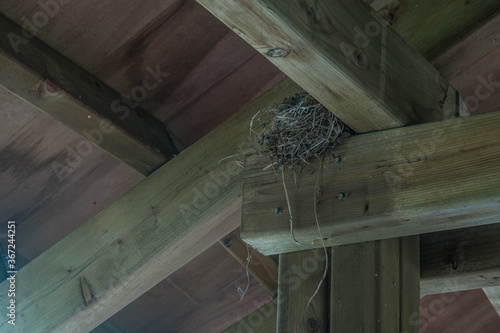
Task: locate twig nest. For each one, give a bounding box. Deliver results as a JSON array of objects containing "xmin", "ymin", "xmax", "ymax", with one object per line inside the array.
[{"xmin": 250, "ymin": 93, "xmax": 353, "ymax": 166}]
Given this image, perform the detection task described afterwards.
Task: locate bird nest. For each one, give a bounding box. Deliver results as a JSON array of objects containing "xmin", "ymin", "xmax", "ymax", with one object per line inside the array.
[{"xmin": 250, "ymin": 93, "xmax": 352, "ymax": 166}]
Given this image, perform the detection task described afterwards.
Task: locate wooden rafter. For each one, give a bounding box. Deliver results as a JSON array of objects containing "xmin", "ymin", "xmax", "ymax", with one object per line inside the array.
[
  {"xmin": 0, "ymin": 77, "xmax": 302, "ymax": 332},
  {"xmin": 0, "ymin": 13, "xmax": 177, "ymax": 175},
  {"xmin": 197, "ymin": 0, "xmax": 463, "ymax": 133}
]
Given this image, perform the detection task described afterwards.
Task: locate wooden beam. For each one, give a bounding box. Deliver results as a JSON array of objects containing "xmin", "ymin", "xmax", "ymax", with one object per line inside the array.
[
  {"xmin": 0, "ymin": 13, "xmax": 177, "ymax": 175},
  {"xmin": 219, "ymin": 229, "xmax": 279, "ymax": 297},
  {"xmin": 0, "ymin": 11, "xmax": 280, "ymax": 324},
  {"xmin": 197, "ymin": 0, "xmax": 462, "ymax": 133},
  {"xmin": 0, "ymin": 78, "xmax": 303, "ymax": 332},
  {"xmin": 421, "ymin": 224, "xmax": 500, "ymax": 295},
  {"xmin": 241, "ymin": 111, "xmax": 500, "ymax": 255},
  {"xmin": 331, "ymin": 236, "xmax": 419, "ymax": 332},
  {"xmin": 277, "ymin": 251, "xmax": 328, "ymax": 332}
]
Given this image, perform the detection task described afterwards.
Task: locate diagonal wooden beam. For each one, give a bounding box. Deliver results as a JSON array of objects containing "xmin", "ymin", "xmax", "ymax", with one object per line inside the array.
[
  {"xmin": 219, "ymin": 229, "xmax": 279, "ymax": 297},
  {"xmin": 0, "ymin": 13, "xmax": 177, "ymax": 175},
  {"xmin": 0, "ymin": 78, "xmax": 302, "ymax": 332},
  {"xmin": 0, "ymin": 10, "xmax": 280, "ymax": 327},
  {"xmin": 197, "ymin": 0, "xmax": 463, "ymax": 133}
]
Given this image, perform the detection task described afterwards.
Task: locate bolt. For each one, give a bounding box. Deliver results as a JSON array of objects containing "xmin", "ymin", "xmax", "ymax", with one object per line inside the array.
[
  {"xmin": 307, "ymin": 318, "xmax": 320, "ymax": 331},
  {"xmin": 333, "ymin": 156, "xmax": 341, "ymax": 164},
  {"xmin": 273, "ymin": 208, "xmax": 283, "ymax": 215},
  {"xmin": 277, "ymin": 166, "xmax": 283, "ymax": 173},
  {"xmin": 337, "ymin": 193, "xmax": 344, "ymax": 200},
  {"xmin": 266, "ymin": 47, "xmax": 287, "ymax": 58}
]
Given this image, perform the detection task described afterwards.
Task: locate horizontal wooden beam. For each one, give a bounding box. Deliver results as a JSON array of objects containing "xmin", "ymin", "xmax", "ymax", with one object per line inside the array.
[
  {"xmin": 241, "ymin": 111, "xmax": 500, "ymax": 255},
  {"xmin": 197, "ymin": 0, "xmax": 462, "ymax": 133},
  {"xmin": 0, "ymin": 13, "xmax": 177, "ymax": 175},
  {"xmin": 421, "ymin": 224, "xmax": 500, "ymax": 295},
  {"xmin": 0, "ymin": 78, "xmax": 303, "ymax": 332}
]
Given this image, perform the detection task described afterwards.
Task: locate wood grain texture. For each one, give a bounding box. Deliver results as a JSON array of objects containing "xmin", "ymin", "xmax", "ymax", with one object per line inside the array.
[
  {"xmin": 0, "ymin": 0, "xmax": 185, "ymax": 71},
  {"xmin": 0, "ymin": 13, "xmax": 176, "ymax": 175},
  {"xmin": 0, "ymin": 78, "xmax": 303, "ymax": 332},
  {"xmin": 105, "ymin": 243, "xmax": 272, "ymax": 333},
  {"xmin": 241, "ymin": 111, "xmax": 500, "ymax": 255},
  {"xmin": 381, "ymin": 0, "xmax": 500, "ymax": 61},
  {"xmin": 421, "ymin": 225, "xmax": 500, "ymax": 295},
  {"xmin": 277, "ymin": 251, "xmax": 328, "ymax": 332},
  {"xmin": 432, "ymin": 11, "xmax": 500, "ymax": 80},
  {"xmin": 220, "ymin": 229, "xmax": 279, "ymax": 297},
  {"xmin": 331, "ymin": 236, "xmax": 419, "ymax": 332},
  {"xmin": 198, "ymin": 0, "xmax": 461, "ymax": 133}
]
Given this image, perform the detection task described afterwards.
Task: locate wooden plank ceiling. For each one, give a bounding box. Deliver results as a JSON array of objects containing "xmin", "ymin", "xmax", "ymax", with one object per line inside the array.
[{"xmin": 0, "ymin": 0, "xmax": 499, "ymax": 331}]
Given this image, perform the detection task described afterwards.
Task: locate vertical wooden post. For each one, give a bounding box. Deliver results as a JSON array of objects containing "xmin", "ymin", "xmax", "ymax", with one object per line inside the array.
[
  {"xmin": 331, "ymin": 236, "xmax": 420, "ymax": 332},
  {"xmin": 277, "ymin": 250, "xmax": 328, "ymax": 332}
]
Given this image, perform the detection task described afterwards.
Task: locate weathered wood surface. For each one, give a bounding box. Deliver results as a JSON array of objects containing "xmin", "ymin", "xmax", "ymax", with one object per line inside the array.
[
  {"xmin": 331, "ymin": 236, "xmax": 419, "ymax": 332},
  {"xmin": 421, "ymin": 225, "xmax": 500, "ymax": 295},
  {"xmin": 278, "ymin": 251, "xmax": 328, "ymax": 332},
  {"xmin": 198, "ymin": 0, "xmax": 462, "ymax": 133},
  {"xmin": 432, "ymin": 11, "xmax": 500, "ymax": 80},
  {"xmin": 241, "ymin": 111, "xmax": 500, "ymax": 255},
  {"xmin": 220, "ymin": 229, "xmax": 279, "ymax": 297},
  {"xmin": 0, "ymin": 78, "xmax": 303, "ymax": 332},
  {"xmin": 380, "ymin": 0, "xmax": 500, "ymax": 61},
  {"xmin": 0, "ymin": 13, "xmax": 177, "ymax": 175}
]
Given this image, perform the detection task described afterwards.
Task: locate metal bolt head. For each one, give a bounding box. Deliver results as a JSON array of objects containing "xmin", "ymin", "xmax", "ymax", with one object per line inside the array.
[
  {"xmin": 307, "ymin": 317, "xmax": 320, "ymax": 331},
  {"xmin": 337, "ymin": 193, "xmax": 344, "ymax": 200},
  {"xmin": 273, "ymin": 208, "xmax": 283, "ymax": 215},
  {"xmin": 333, "ymin": 156, "xmax": 341, "ymax": 164},
  {"xmin": 266, "ymin": 47, "xmax": 287, "ymax": 58}
]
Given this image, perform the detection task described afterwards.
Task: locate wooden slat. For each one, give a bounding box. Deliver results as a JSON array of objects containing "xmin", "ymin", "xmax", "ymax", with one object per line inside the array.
[
  {"xmin": 483, "ymin": 287, "xmax": 500, "ymax": 317},
  {"xmin": 421, "ymin": 225, "xmax": 500, "ymax": 295},
  {"xmin": 0, "ymin": 13, "xmax": 177, "ymax": 175},
  {"xmin": 277, "ymin": 251, "xmax": 328, "ymax": 332},
  {"xmin": 241, "ymin": 111, "xmax": 500, "ymax": 255},
  {"xmin": 0, "ymin": 78, "xmax": 303, "ymax": 332},
  {"xmin": 197, "ymin": 0, "xmax": 461, "ymax": 133},
  {"xmin": 331, "ymin": 236, "xmax": 419, "ymax": 332},
  {"xmin": 219, "ymin": 229, "xmax": 279, "ymax": 297}
]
